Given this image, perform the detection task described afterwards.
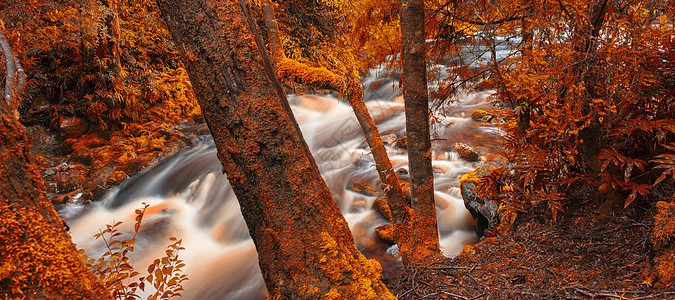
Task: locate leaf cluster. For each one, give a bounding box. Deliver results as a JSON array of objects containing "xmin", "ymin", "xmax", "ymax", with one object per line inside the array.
[
  {"xmin": 1, "ymin": 0, "xmax": 201, "ymax": 185},
  {"xmin": 80, "ymin": 203, "xmax": 188, "ymax": 300},
  {"xmin": 451, "ymin": 0, "xmax": 675, "ymax": 217}
]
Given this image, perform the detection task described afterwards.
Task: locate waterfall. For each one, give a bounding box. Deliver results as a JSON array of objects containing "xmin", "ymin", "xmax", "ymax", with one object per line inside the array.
[{"xmin": 60, "ymin": 86, "xmax": 499, "ymax": 299}]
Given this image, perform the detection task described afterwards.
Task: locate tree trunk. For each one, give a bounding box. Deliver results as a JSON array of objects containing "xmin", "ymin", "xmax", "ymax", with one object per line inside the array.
[
  {"xmin": 155, "ymin": 0, "xmax": 395, "ymax": 298},
  {"xmin": 0, "ymin": 26, "xmax": 24, "ymax": 116},
  {"xmin": 105, "ymin": 0, "xmax": 122, "ymax": 74},
  {"xmin": 570, "ymin": 0, "xmax": 625, "ymax": 212},
  {"xmin": 260, "ymin": 0, "xmax": 418, "ymax": 264},
  {"xmin": 0, "ymin": 30, "xmax": 109, "ymax": 298},
  {"xmin": 399, "ymin": 0, "xmax": 442, "ymax": 265}
]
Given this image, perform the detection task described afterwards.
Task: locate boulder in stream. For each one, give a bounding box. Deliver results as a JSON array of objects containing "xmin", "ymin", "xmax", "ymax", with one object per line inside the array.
[
  {"xmin": 460, "ymin": 166, "xmax": 500, "ymax": 237},
  {"xmin": 375, "ymin": 225, "xmax": 396, "ymax": 245},
  {"xmin": 373, "ymin": 196, "xmax": 394, "ymax": 223},
  {"xmin": 471, "ymin": 110, "xmax": 494, "ymax": 122},
  {"xmin": 454, "ymin": 142, "xmax": 481, "ymax": 162}
]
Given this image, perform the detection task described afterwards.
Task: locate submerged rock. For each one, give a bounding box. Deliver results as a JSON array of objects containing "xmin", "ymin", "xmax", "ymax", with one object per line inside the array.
[
  {"xmin": 471, "ymin": 109, "xmax": 505, "ymax": 125},
  {"xmin": 460, "ymin": 166, "xmax": 499, "ymax": 237},
  {"xmin": 346, "ymin": 177, "xmax": 381, "ymax": 196}
]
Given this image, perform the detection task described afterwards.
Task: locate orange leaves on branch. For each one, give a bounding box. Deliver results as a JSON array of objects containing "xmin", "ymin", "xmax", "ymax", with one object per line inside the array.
[
  {"xmin": 534, "ymin": 189, "xmax": 565, "ymax": 222},
  {"xmin": 598, "ymin": 149, "xmax": 646, "ymax": 181},
  {"xmin": 622, "ymin": 182, "xmax": 652, "ymax": 208},
  {"xmin": 80, "ymin": 203, "xmax": 187, "ymax": 300},
  {"xmin": 652, "ymin": 142, "xmax": 675, "ymax": 187},
  {"xmin": 451, "ymin": 0, "xmax": 675, "ymax": 213}
]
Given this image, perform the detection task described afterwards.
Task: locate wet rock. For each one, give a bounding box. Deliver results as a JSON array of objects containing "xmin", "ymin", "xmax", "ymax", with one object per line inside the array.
[
  {"xmin": 471, "ymin": 110, "xmax": 494, "ymax": 122},
  {"xmin": 373, "ymin": 196, "xmax": 393, "ymax": 222},
  {"xmin": 381, "ymin": 134, "xmax": 398, "ymax": 145},
  {"xmin": 349, "ymin": 198, "xmax": 368, "ymax": 213},
  {"xmin": 84, "ymin": 165, "xmax": 116, "ymax": 200},
  {"xmin": 346, "ymin": 177, "xmax": 381, "ymax": 196},
  {"xmin": 471, "ymin": 109, "xmax": 505, "ymax": 125},
  {"xmin": 395, "ymin": 168, "xmax": 410, "ymax": 181},
  {"xmin": 53, "ymin": 163, "xmax": 87, "ymax": 193},
  {"xmin": 394, "ymin": 136, "xmax": 407, "ymax": 149},
  {"xmin": 460, "ymin": 166, "xmax": 499, "ymax": 237},
  {"xmin": 454, "ymin": 142, "xmax": 481, "ymax": 162},
  {"xmin": 55, "ymin": 162, "xmax": 69, "ymax": 172},
  {"xmin": 375, "ymin": 225, "xmax": 396, "ymax": 245},
  {"xmin": 59, "ymin": 116, "xmax": 90, "ymax": 138}
]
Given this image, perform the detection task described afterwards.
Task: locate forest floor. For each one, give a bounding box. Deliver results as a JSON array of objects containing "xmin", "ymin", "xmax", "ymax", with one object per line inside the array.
[{"xmin": 385, "ymin": 193, "xmax": 675, "ymax": 300}]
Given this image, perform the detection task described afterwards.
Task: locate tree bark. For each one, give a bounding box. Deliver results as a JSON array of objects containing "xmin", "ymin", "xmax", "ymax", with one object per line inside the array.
[
  {"xmin": 0, "ymin": 30, "xmax": 109, "ymax": 298},
  {"xmin": 399, "ymin": 0, "xmax": 442, "ymax": 264},
  {"xmin": 105, "ymin": 0, "xmax": 122, "ymax": 74},
  {"xmin": 155, "ymin": 0, "xmax": 395, "ymax": 298},
  {"xmin": 0, "ymin": 25, "xmax": 25, "ymax": 117},
  {"xmin": 260, "ymin": 0, "xmax": 438, "ymax": 266},
  {"xmin": 569, "ymin": 0, "xmax": 626, "ymax": 212}
]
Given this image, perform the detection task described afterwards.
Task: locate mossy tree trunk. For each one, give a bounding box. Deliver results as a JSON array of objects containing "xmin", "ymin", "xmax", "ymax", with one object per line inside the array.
[
  {"xmin": 155, "ymin": 0, "xmax": 395, "ymax": 298},
  {"xmin": 260, "ymin": 0, "xmax": 443, "ymax": 268},
  {"xmin": 0, "ymin": 28, "xmax": 110, "ymax": 299},
  {"xmin": 399, "ymin": 0, "xmax": 443, "ymax": 265}
]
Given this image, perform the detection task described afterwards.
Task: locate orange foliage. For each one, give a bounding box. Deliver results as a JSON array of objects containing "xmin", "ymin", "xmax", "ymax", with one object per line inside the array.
[
  {"xmin": 1, "ymin": 0, "xmax": 200, "ymax": 184},
  {"xmin": 435, "ymin": 0, "xmax": 675, "ymax": 215},
  {"xmin": 644, "ymin": 201, "xmax": 675, "ymax": 287},
  {"xmin": 81, "ymin": 203, "xmax": 188, "ymax": 300},
  {"xmin": 0, "ymin": 203, "xmax": 108, "ymax": 299}
]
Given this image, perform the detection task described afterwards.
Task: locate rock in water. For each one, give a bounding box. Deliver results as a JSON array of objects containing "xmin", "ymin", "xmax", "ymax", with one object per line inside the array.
[
  {"xmin": 346, "ymin": 177, "xmax": 381, "ymax": 196},
  {"xmin": 471, "ymin": 110, "xmax": 494, "ymax": 122},
  {"xmin": 394, "ymin": 136, "xmax": 407, "ymax": 149},
  {"xmin": 59, "ymin": 116, "xmax": 89, "ymax": 138},
  {"xmin": 454, "ymin": 142, "xmax": 481, "ymax": 162},
  {"xmin": 375, "ymin": 225, "xmax": 396, "ymax": 245},
  {"xmin": 373, "ymin": 196, "xmax": 393, "ymax": 223},
  {"xmin": 460, "ymin": 166, "xmax": 500, "ymax": 237}
]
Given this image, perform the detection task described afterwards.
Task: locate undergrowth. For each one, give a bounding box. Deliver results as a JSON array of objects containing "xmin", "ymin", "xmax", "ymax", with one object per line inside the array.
[{"xmin": 79, "ymin": 203, "xmax": 188, "ymax": 300}]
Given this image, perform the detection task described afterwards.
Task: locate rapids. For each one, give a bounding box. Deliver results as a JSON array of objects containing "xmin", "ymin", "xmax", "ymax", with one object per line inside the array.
[{"xmin": 59, "ymin": 83, "xmax": 500, "ymax": 299}]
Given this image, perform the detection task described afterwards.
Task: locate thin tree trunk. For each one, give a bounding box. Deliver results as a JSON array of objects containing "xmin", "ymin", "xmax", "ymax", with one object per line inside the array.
[
  {"xmin": 107, "ymin": 0, "xmax": 122, "ymax": 74},
  {"xmin": 0, "ymin": 25, "xmax": 25, "ymax": 116},
  {"xmin": 260, "ymin": 0, "xmax": 430, "ymax": 266},
  {"xmin": 0, "ymin": 29, "xmax": 109, "ymax": 298},
  {"xmin": 570, "ymin": 0, "xmax": 625, "ymax": 212},
  {"xmin": 155, "ymin": 0, "xmax": 395, "ymax": 298},
  {"xmin": 400, "ymin": 0, "xmax": 442, "ymax": 264}
]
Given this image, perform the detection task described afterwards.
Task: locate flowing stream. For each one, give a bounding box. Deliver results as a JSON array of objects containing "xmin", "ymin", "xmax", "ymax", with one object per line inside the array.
[{"xmin": 59, "ymin": 76, "xmax": 501, "ymax": 299}]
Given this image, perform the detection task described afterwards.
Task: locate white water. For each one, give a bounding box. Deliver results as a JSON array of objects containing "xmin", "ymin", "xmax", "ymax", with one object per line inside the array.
[{"xmin": 60, "ymin": 88, "xmax": 499, "ymax": 299}]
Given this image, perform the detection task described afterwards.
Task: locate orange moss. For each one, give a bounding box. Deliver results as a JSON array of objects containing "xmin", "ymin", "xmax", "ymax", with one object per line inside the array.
[
  {"xmin": 311, "ymin": 232, "xmax": 396, "ymax": 300},
  {"xmin": 0, "ymin": 203, "xmax": 108, "ymax": 299}
]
